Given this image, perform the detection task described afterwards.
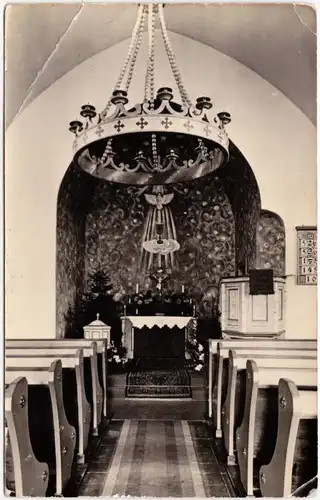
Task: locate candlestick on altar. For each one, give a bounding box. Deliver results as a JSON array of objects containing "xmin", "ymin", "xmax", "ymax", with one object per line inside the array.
[
  {"xmin": 181, "ymin": 284, "xmax": 185, "ymax": 294},
  {"xmin": 193, "ymin": 304, "xmax": 196, "ymax": 317},
  {"xmin": 124, "ymin": 305, "xmax": 127, "ymax": 316},
  {"xmin": 136, "ymin": 284, "xmax": 139, "ymax": 294}
]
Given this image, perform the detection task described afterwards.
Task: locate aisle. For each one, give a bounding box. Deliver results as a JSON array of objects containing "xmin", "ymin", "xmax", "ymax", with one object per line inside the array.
[{"xmin": 78, "ymin": 420, "xmax": 235, "ymax": 497}]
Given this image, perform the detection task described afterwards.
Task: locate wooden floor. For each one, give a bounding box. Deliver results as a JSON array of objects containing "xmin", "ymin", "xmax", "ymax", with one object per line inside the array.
[{"xmin": 78, "ymin": 420, "xmax": 236, "ymax": 497}]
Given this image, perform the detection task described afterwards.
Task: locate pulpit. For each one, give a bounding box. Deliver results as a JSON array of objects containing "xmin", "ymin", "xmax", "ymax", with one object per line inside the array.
[
  {"xmin": 220, "ymin": 276, "xmax": 285, "ymax": 339},
  {"xmin": 121, "ymin": 316, "xmax": 196, "ymax": 359}
]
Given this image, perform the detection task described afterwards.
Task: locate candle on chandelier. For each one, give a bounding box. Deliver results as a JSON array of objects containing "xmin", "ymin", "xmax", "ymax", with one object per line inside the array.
[
  {"xmin": 136, "ymin": 284, "xmax": 139, "ymax": 294},
  {"xmin": 181, "ymin": 284, "xmax": 185, "ymax": 294}
]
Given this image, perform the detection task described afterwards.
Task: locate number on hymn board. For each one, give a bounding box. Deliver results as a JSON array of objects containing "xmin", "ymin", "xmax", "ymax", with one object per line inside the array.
[
  {"xmin": 306, "ymin": 275, "xmax": 317, "ymax": 284},
  {"xmin": 296, "ymin": 227, "xmax": 317, "ymax": 285}
]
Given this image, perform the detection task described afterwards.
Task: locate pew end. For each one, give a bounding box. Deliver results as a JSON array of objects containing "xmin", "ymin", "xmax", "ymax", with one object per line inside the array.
[
  {"xmin": 237, "ymin": 360, "xmax": 317, "ymax": 497},
  {"xmin": 259, "ymin": 378, "xmax": 318, "ymax": 498},
  {"xmin": 222, "ymin": 349, "xmax": 244, "ymax": 466},
  {"xmin": 5, "ymin": 360, "xmax": 77, "ymax": 496},
  {"xmin": 5, "ymin": 377, "xmax": 50, "ymax": 497},
  {"xmin": 236, "ymin": 359, "xmax": 259, "ymax": 496}
]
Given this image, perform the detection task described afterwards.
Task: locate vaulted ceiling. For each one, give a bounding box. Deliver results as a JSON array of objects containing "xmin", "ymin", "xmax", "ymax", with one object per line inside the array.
[{"xmin": 5, "ymin": 3, "xmax": 317, "ymax": 128}]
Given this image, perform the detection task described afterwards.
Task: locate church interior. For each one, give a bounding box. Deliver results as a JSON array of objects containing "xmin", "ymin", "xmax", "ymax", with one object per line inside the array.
[{"xmin": 4, "ymin": 3, "xmax": 318, "ymax": 498}]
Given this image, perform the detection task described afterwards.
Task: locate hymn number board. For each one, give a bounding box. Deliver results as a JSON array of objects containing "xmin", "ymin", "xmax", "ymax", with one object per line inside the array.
[{"xmin": 296, "ymin": 226, "xmax": 317, "ymax": 285}]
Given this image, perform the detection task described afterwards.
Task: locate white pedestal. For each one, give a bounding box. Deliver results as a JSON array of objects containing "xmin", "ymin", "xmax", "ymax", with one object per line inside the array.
[{"xmin": 220, "ymin": 277, "xmax": 285, "ymax": 338}]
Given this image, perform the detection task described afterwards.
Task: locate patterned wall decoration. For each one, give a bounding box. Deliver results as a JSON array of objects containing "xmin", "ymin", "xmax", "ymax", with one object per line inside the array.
[
  {"xmin": 85, "ymin": 183, "xmax": 147, "ymax": 296},
  {"xmin": 85, "ymin": 175, "xmax": 236, "ymax": 310},
  {"xmin": 169, "ymin": 177, "xmax": 236, "ymax": 296},
  {"xmin": 256, "ymin": 210, "xmax": 286, "ymax": 275},
  {"xmin": 219, "ymin": 142, "xmax": 261, "ymax": 274},
  {"xmin": 56, "ymin": 165, "xmax": 97, "ymax": 338}
]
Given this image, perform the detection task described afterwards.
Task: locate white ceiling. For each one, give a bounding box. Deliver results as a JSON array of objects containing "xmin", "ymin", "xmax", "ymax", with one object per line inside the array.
[{"xmin": 5, "ymin": 3, "xmax": 317, "ymax": 128}]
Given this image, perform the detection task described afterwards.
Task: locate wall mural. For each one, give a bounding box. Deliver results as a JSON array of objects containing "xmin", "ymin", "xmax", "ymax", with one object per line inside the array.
[
  {"xmin": 256, "ymin": 209, "xmax": 286, "ymax": 275},
  {"xmin": 220, "ymin": 142, "xmax": 261, "ymax": 273},
  {"xmin": 56, "ymin": 166, "xmax": 96, "ymax": 338},
  {"xmin": 85, "ymin": 175, "xmax": 236, "ymax": 312}
]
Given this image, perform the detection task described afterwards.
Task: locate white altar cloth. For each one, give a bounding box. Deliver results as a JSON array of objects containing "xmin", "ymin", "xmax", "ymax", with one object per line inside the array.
[
  {"xmin": 122, "ymin": 316, "xmax": 194, "ymax": 330},
  {"xmin": 121, "ymin": 316, "xmax": 196, "ymax": 359}
]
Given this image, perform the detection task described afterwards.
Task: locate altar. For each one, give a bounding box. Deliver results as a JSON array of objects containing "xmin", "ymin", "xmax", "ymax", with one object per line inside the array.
[{"xmin": 121, "ymin": 316, "xmax": 196, "ymax": 359}]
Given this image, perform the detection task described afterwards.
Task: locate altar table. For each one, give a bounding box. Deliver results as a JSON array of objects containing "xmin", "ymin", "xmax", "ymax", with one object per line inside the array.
[{"xmin": 121, "ymin": 316, "xmax": 196, "ymax": 359}]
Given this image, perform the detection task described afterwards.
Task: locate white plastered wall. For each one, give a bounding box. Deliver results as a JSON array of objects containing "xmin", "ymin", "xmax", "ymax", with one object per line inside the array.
[{"xmin": 5, "ymin": 32, "xmax": 317, "ymax": 339}]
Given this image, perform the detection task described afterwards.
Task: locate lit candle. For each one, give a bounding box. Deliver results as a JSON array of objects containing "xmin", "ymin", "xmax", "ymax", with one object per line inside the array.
[
  {"xmin": 136, "ymin": 284, "xmax": 139, "ymax": 294},
  {"xmin": 181, "ymin": 284, "xmax": 185, "ymax": 294}
]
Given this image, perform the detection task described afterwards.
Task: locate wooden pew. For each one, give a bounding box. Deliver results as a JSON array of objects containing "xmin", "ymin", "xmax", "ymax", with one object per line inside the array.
[
  {"xmin": 259, "ymin": 378, "xmax": 318, "ymax": 497},
  {"xmin": 222, "ymin": 350, "xmax": 317, "ymax": 464},
  {"xmin": 236, "ymin": 360, "xmax": 317, "ymax": 497},
  {"xmin": 213, "ymin": 342, "xmax": 316, "ymax": 438},
  {"xmin": 207, "ymin": 338, "xmax": 316, "ymax": 421},
  {"xmin": 5, "ymin": 376, "xmax": 50, "ymax": 497},
  {"xmin": 5, "ymin": 359, "xmax": 76, "ymax": 496},
  {"xmin": 6, "ymin": 341, "xmax": 103, "ymax": 437},
  {"xmin": 6, "ymin": 349, "xmax": 91, "ymax": 465},
  {"xmin": 6, "ymin": 338, "xmax": 108, "ymax": 421}
]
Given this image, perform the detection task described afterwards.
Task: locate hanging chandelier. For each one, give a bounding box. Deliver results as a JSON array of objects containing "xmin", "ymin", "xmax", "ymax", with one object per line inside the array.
[{"xmin": 69, "ymin": 3, "xmax": 232, "ymax": 186}]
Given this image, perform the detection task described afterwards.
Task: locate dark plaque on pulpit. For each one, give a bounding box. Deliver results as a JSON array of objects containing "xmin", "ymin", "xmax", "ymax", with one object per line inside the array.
[{"xmin": 249, "ymin": 269, "xmax": 274, "ymax": 295}]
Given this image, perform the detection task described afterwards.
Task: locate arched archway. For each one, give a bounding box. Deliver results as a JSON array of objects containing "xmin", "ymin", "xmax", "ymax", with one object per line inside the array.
[{"xmin": 56, "ymin": 142, "xmax": 262, "ymax": 337}]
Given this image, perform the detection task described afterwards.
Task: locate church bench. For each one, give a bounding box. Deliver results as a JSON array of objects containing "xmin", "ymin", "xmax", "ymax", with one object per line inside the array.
[
  {"xmin": 5, "ymin": 360, "xmax": 72, "ymax": 496},
  {"xmin": 6, "ymin": 349, "xmax": 91, "ymax": 465},
  {"xmin": 207, "ymin": 338, "xmax": 316, "ymax": 421},
  {"xmin": 6, "ymin": 338, "xmax": 108, "ymax": 421},
  {"xmin": 236, "ymin": 361, "xmax": 317, "ymax": 497},
  {"xmin": 222, "ymin": 350, "xmax": 317, "ymax": 465},
  {"xmin": 259, "ymin": 378, "xmax": 318, "ymax": 497},
  {"xmin": 5, "ymin": 376, "xmax": 50, "ymax": 497},
  {"xmin": 213, "ymin": 342, "xmax": 316, "ymax": 438},
  {"xmin": 6, "ymin": 342, "xmax": 104, "ymax": 437}
]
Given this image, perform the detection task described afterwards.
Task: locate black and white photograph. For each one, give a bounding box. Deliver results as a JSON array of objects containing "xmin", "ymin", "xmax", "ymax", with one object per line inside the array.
[{"xmin": 4, "ymin": 2, "xmax": 318, "ymax": 497}]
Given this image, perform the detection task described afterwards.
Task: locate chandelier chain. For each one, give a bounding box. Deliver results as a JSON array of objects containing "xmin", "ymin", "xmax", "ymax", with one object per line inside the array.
[
  {"xmin": 158, "ymin": 4, "xmax": 192, "ymax": 107},
  {"xmin": 152, "ymin": 133, "xmax": 158, "ymax": 165},
  {"xmin": 101, "ymin": 4, "xmax": 145, "ymax": 117},
  {"xmin": 144, "ymin": 4, "xmax": 156, "ymax": 104},
  {"xmin": 125, "ymin": 5, "xmax": 147, "ymax": 92}
]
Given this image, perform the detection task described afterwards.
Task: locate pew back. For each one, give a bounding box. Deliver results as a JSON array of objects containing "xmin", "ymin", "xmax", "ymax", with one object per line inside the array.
[
  {"xmin": 5, "ymin": 338, "xmax": 107, "ymax": 353},
  {"xmin": 213, "ymin": 345, "xmax": 317, "ymax": 434},
  {"xmin": 221, "ymin": 350, "xmax": 317, "ymax": 464},
  {"xmin": 6, "ymin": 350, "xmax": 91, "ymax": 462},
  {"xmin": 230, "ymin": 351, "xmax": 317, "ymax": 370},
  {"xmin": 6, "ymin": 341, "xmax": 108, "ymax": 420},
  {"xmin": 6, "ymin": 346, "xmax": 103, "ymax": 436},
  {"xmin": 207, "ymin": 339, "xmax": 317, "ymax": 419},
  {"xmin": 211, "ymin": 339, "xmax": 317, "ymax": 353}
]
